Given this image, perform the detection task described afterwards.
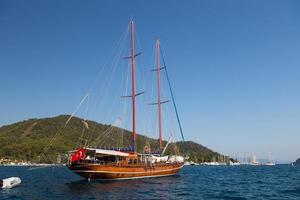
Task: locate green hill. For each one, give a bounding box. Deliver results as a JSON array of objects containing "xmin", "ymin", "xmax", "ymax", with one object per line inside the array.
[{"xmin": 0, "ymin": 115, "xmax": 224, "ymax": 163}]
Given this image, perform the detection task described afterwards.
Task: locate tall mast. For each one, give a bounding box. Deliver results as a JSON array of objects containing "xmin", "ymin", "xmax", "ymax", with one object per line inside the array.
[
  {"xmin": 156, "ymin": 40, "xmax": 163, "ymax": 150},
  {"xmin": 131, "ymin": 20, "xmax": 137, "ymax": 152}
]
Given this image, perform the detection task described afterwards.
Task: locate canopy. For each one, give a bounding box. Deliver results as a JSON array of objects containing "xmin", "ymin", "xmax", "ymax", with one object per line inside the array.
[
  {"xmin": 151, "ymin": 155, "xmax": 169, "ymax": 162},
  {"xmin": 86, "ymin": 148, "xmax": 130, "ymax": 157}
]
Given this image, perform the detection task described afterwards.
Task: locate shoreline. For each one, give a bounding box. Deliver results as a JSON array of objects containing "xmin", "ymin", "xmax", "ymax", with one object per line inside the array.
[{"xmin": 0, "ymin": 163, "xmax": 65, "ymax": 167}]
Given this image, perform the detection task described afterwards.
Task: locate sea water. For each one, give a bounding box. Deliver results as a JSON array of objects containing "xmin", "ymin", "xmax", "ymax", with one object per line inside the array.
[{"xmin": 0, "ymin": 165, "xmax": 299, "ymax": 199}]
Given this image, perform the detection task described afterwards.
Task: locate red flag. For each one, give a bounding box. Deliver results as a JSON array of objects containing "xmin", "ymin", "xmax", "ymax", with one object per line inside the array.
[{"xmin": 71, "ymin": 148, "xmax": 85, "ymax": 162}]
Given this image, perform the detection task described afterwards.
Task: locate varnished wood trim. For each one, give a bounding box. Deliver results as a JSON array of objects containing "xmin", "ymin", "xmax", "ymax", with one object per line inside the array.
[{"xmin": 72, "ymin": 165, "xmax": 183, "ymax": 174}]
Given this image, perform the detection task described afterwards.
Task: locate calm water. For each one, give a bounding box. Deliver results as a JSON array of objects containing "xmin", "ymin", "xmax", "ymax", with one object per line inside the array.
[{"xmin": 0, "ymin": 165, "xmax": 299, "ymax": 199}]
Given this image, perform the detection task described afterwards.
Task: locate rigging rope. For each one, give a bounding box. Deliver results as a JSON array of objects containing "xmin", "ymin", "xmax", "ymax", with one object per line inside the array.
[
  {"xmin": 159, "ymin": 47, "xmax": 185, "ymax": 142},
  {"xmin": 30, "ymin": 93, "xmax": 90, "ymax": 169},
  {"xmin": 119, "ymin": 61, "xmax": 131, "ymax": 147},
  {"xmin": 65, "ymin": 93, "xmax": 90, "ymax": 127},
  {"xmin": 85, "ymin": 23, "xmax": 130, "ymax": 145}
]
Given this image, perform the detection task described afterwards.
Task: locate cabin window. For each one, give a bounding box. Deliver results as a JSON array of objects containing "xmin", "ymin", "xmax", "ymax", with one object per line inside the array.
[{"xmin": 128, "ymin": 159, "xmax": 133, "ymax": 164}]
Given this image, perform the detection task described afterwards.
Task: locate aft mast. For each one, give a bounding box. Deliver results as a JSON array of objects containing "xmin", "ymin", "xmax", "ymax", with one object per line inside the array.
[
  {"xmin": 156, "ymin": 40, "xmax": 163, "ymax": 150},
  {"xmin": 150, "ymin": 39, "xmax": 169, "ymax": 151}
]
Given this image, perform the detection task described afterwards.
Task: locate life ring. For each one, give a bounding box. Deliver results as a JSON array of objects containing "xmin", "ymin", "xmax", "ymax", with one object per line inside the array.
[{"xmin": 144, "ymin": 146, "xmax": 150, "ymax": 153}]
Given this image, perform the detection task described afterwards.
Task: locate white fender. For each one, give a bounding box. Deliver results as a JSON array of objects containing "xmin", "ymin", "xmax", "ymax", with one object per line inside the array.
[{"xmin": 1, "ymin": 177, "xmax": 21, "ymax": 189}]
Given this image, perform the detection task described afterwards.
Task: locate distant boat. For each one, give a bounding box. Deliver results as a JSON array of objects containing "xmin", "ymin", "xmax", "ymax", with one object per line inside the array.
[
  {"xmin": 67, "ymin": 20, "xmax": 185, "ymax": 180},
  {"xmin": 184, "ymin": 161, "xmax": 191, "ymax": 166},
  {"xmin": 249, "ymin": 155, "xmax": 261, "ymax": 166},
  {"xmin": 202, "ymin": 162, "xmax": 220, "ymax": 166},
  {"xmin": 229, "ymin": 160, "xmax": 240, "ymax": 166},
  {"xmin": 184, "ymin": 161, "xmax": 197, "ymax": 166},
  {"xmin": 189, "ymin": 161, "xmax": 199, "ymax": 166},
  {"xmin": 265, "ymin": 162, "xmax": 275, "ymax": 166},
  {"xmin": 265, "ymin": 153, "xmax": 275, "ymax": 166}
]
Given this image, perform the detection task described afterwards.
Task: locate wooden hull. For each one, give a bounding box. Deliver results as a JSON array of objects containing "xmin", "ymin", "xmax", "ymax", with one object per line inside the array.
[{"xmin": 67, "ymin": 163, "xmax": 184, "ymax": 180}]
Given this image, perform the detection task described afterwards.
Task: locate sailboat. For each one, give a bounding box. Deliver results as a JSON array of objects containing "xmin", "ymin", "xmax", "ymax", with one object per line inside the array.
[
  {"xmin": 249, "ymin": 154, "xmax": 261, "ymax": 166},
  {"xmin": 67, "ymin": 20, "xmax": 184, "ymax": 180},
  {"xmin": 265, "ymin": 153, "xmax": 275, "ymax": 166}
]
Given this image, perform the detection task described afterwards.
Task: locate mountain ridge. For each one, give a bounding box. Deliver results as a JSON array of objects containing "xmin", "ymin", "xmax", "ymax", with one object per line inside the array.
[{"xmin": 0, "ymin": 115, "xmax": 225, "ymax": 163}]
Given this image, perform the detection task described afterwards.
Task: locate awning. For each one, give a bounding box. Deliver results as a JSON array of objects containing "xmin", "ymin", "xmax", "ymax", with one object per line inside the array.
[{"xmin": 86, "ymin": 148, "xmax": 130, "ymax": 157}]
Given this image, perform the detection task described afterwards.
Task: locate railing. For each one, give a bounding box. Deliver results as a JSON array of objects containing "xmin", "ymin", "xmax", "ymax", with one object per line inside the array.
[
  {"xmin": 73, "ymin": 159, "xmax": 114, "ymax": 165},
  {"xmin": 71, "ymin": 158, "xmax": 183, "ymax": 167}
]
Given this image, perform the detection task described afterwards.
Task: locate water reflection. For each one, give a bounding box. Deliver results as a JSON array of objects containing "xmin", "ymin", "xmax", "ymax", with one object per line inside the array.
[{"xmin": 66, "ymin": 175, "xmax": 182, "ymax": 199}]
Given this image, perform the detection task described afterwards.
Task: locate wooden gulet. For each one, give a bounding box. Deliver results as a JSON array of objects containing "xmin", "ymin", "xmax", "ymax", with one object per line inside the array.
[{"xmin": 67, "ymin": 20, "xmax": 184, "ymax": 180}]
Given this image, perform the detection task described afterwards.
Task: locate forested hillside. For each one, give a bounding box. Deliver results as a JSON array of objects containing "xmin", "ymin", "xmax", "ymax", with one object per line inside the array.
[{"xmin": 0, "ymin": 115, "xmax": 223, "ymax": 163}]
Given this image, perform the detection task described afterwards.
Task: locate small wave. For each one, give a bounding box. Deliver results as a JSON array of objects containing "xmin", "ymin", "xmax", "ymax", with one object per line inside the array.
[
  {"xmin": 225, "ymin": 197, "xmax": 247, "ymax": 200},
  {"xmin": 281, "ymin": 187, "xmax": 300, "ymax": 194},
  {"xmin": 214, "ymin": 195, "xmax": 247, "ymax": 200}
]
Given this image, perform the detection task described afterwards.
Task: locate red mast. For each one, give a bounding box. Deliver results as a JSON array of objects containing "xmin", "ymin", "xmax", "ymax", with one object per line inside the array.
[
  {"xmin": 130, "ymin": 20, "xmax": 137, "ymax": 152},
  {"xmin": 156, "ymin": 40, "xmax": 163, "ymax": 150}
]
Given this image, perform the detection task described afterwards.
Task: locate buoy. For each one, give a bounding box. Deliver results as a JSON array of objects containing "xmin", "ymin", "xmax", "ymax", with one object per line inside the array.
[{"xmin": 1, "ymin": 177, "xmax": 21, "ymax": 189}]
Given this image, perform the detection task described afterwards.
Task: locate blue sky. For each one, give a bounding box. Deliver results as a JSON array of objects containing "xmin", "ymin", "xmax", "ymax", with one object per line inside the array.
[{"xmin": 1, "ymin": 0, "xmax": 300, "ymax": 162}]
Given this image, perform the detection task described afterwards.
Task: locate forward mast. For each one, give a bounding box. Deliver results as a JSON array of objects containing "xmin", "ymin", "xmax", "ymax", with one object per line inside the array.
[{"xmin": 130, "ymin": 20, "xmax": 137, "ymax": 153}]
